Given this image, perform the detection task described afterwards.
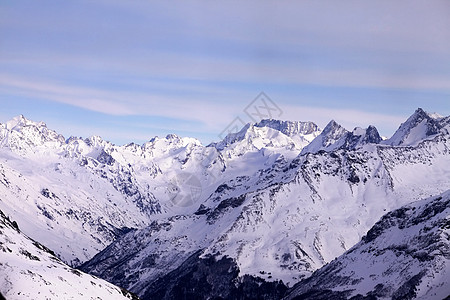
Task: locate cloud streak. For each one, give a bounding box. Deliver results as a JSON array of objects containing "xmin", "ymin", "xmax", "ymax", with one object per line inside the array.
[{"xmin": 1, "ymin": 1, "xmax": 449, "ymax": 144}]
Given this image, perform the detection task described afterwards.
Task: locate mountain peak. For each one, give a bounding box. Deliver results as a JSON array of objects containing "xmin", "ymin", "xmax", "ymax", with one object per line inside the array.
[
  {"xmin": 165, "ymin": 133, "xmax": 180, "ymax": 140},
  {"xmin": 5, "ymin": 114, "xmax": 45, "ymax": 131},
  {"xmin": 1, "ymin": 115, "xmax": 64, "ymax": 151},
  {"xmin": 212, "ymin": 119, "xmax": 321, "ymax": 152},
  {"xmin": 386, "ymin": 108, "xmax": 444, "ymax": 146},
  {"xmin": 301, "ymin": 120, "xmax": 348, "ymax": 154},
  {"xmin": 414, "ymin": 107, "xmax": 427, "ymax": 115},
  {"xmin": 362, "ymin": 125, "xmax": 382, "ymax": 144},
  {"xmin": 255, "ymin": 119, "xmax": 320, "ymax": 137},
  {"xmin": 302, "ymin": 122, "xmax": 382, "ymax": 154},
  {"xmin": 322, "ymin": 120, "xmax": 346, "ymax": 136}
]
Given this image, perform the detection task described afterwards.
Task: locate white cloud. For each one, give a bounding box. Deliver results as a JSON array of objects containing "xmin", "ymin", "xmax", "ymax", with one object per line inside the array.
[{"xmin": 0, "ymin": 74, "xmax": 245, "ymax": 128}]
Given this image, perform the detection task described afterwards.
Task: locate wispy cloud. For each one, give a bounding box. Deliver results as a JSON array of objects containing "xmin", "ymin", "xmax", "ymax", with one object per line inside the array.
[
  {"xmin": 0, "ymin": 74, "xmax": 245, "ymax": 128},
  {"xmin": 1, "ymin": 1, "xmax": 449, "ymax": 144}
]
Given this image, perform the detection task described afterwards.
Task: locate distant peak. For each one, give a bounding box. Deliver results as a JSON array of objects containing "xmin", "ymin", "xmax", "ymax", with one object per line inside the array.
[
  {"xmin": 412, "ymin": 107, "xmax": 442, "ymax": 120},
  {"xmin": 386, "ymin": 108, "xmax": 444, "ymax": 146},
  {"xmin": 414, "ymin": 107, "xmax": 427, "ymax": 115},
  {"xmin": 427, "ymin": 112, "xmax": 444, "ymax": 120},
  {"xmin": 10, "ymin": 114, "xmax": 28, "ymax": 124},
  {"xmin": 165, "ymin": 133, "xmax": 179, "ymax": 140},
  {"xmin": 360, "ymin": 125, "xmax": 382, "ymax": 144},
  {"xmin": 323, "ymin": 120, "xmax": 343, "ymax": 133},
  {"xmin": 5, "ymin": 114, "xmax": 45, "ymax": 130},
  {"xmin": 84, "ymin": 135, "xmax": 105, "ymax": 147},
  {"xmin": 255, "ymin": 119, "xmax": 320, "ymax": 137}
]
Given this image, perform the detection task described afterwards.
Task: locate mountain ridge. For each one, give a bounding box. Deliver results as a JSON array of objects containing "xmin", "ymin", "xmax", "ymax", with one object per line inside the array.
[{"xmin": 0, "ymin": 108, "xmax": 449, "ymax": 299}]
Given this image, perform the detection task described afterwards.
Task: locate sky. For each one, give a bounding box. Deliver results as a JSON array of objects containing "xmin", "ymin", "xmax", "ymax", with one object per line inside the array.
[{"xmin": 1, "ymin": 0, "xmax": 450, "ymax": 145}]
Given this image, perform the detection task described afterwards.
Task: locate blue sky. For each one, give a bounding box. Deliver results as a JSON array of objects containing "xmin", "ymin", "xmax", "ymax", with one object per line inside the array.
[{"xmin": 1, "ymin": 1, "xmax": 450, "ymax": 145}]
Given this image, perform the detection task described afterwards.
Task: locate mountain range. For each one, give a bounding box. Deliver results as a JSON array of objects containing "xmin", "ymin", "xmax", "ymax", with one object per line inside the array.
[{"xmin": 0, "ymin": 108, "xmax": 449, "ymax": 299}]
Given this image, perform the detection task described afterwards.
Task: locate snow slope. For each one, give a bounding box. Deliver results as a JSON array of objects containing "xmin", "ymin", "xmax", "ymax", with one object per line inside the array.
[
  {"xmin": 0, "ymin": 208, "xmax": 139, "ymax": 300},
  {"xmin": 285, "ymin": 190, "xmax": 450, "ymax": 300}
]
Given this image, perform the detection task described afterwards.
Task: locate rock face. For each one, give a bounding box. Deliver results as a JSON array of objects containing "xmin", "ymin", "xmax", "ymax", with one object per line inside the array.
[
  {"xmin": 285, "ymin": 190, "xmax": 450, "ymax": 300},
  {"xmin": 255, "ymin": 119, "xmax": 320, "ymax": 136},
  {"xmin": 0, "ymin": 208, "xmax": 139, "ymax": 300},
  {"xmin": 141, "ymin": 250, "xmax": 287, "ymax": 300}
]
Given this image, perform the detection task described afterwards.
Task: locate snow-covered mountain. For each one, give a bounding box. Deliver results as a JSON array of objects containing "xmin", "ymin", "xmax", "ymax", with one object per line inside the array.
[
  {"xmin": 385, "ymin": 107, "xmax": 450, "ymax": 146},
  {"xmin": 0, "ymin": 116, "xmax": 319, "ymax": 267},
  {"xmin": 285, "ymin": 189, "xmax": 450, "ymax": 300},
  {"xmin": 1, "ymin": 109, "xmax": 449, "ymax": 299},
  {"xmin": 301, "ymin": 120, "xmax": 382, "ymax": 154},
  {"xmin": 80, "ymin": 110, "xmax": 450, "ymax": 299},
  {"xmin": 211, "ymin": 119, "xmax": 321, "ymax": 157},
  {"xmin": 0, "ymin": 208, "xmax": 139, "ymax": 300}
]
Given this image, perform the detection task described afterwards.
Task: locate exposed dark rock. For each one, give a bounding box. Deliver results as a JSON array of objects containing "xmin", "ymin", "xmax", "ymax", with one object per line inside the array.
[
  {"xmin": 207, "ymin": 195, "xmax": 246, "ymax": 222},
  {"xmin": 391, "ymin": 271, "xmax": 425, "ymax": 300},
  {"xmin": 194, "ymin": 204, "xmax": 210, "ymax": 215},
  {"xmin": 142, "ymin": 250, "xmax": 288, "ymax": 300},
  {"xmin": 97, "ymin": 149, "xmax": 115, "ymax": 165}
]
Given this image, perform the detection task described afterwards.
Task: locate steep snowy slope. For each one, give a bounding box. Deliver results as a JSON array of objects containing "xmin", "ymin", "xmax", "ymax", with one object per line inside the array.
[
  {"xmin": 285, "ymin": 190, "xmax": 450, "ymax": 300},
  {"xmin": 0, "ymin": 208, "xmax": 139, "ymax": 300},
  {"xmin": 0, "ymin": 147, "xmax": 150, "ymax": 266},
  {"xmin": 81, "ymin": 110, "xmax": 450, "ymax": 298},
  {"xmin": 386, "ymin": 108, "xmax": 450, "ymax": 146}
]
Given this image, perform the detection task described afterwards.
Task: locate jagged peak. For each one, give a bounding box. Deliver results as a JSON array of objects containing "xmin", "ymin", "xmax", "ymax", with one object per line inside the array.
[
  {"xmin": 255, "ymin": 119, "xmax": 320, "ymax": 136},
  {"xmin": 364, "ymin": 125, "xmax": 382, "ymax": 143},
  {"xmin": 148, "ymin": 133, "xmax": 198, "ymax": 143},
  {"xmin": 301, "ymin": 122, "xmax": 382, "ymax": 154},
  {"xmin": 0, "ymin": 115, "xmax": 66, "ymax": 151},
  {"xmin": 4, "ymin": 114, "xmax": 47, "ymax": 131},
  {"xmin": 66, "ymin": 136, "xmax": 83, "ymax": 144},
  {"xmin": 165, "ymin": 133, "xmax": 179, "ymax": 140},
  {"xmin": 386, "ymin": 108, "xmax": 445, "ymax": 146},
  {"xmin": 346, "ymin": 125, "xmax": 382, "ymax": 149},
  {"xmin": 407, "ymin": 107, "xmax": 444, "ymax": 123},
  {"xmin": 213, "ymin": 119, "xmax": 321, "ymax": 151},
  {"xmin": 84, "ymin": 135, "xmax": 110, "ymax": 147},
  {"xmin": 352, "ymin": 125, "xmax": 381, "ymax": 139},
  {"xmin": 144, "ymin": 134, "xmax": 202, "ymax": 153},
  {"xmin": 322, "ymin": 119, "xmax": 346, "ymax": 134},
  {"xmin": 414, "ymin": 107, "xmax": 427, "ymax": 116},
  {"xmin": 210, "ymin": 123, "xmax": 252, "ymax": 150},
  {"xmin": 300, "ymin": 121, "xmax": 348, "ymax": 154}
]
